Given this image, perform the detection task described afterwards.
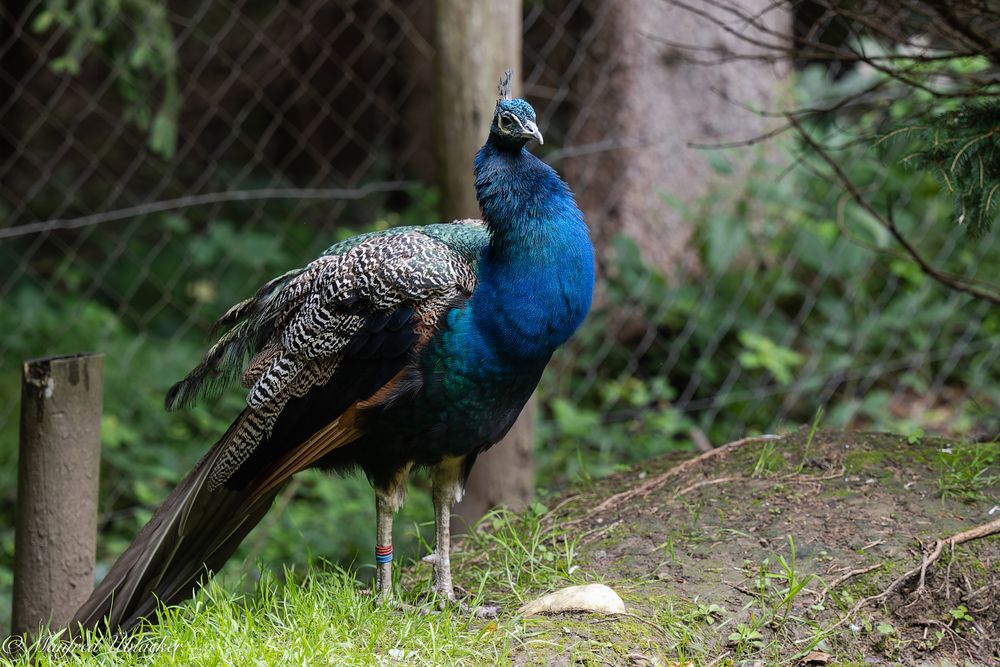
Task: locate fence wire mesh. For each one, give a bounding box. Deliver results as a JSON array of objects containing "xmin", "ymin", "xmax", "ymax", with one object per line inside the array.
[{"xmin": 1, "ymin": 0, "xmax": 998, "ymax": 627}]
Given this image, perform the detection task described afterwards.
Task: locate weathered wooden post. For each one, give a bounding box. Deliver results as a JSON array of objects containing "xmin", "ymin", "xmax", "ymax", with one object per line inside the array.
[
  {"xmin": 433, "ymin": 0, "xmax": 535, "ymax": 526},
  {"xmin": 12, "ymin": 353, "xmax": 103, "ymax": 636}
]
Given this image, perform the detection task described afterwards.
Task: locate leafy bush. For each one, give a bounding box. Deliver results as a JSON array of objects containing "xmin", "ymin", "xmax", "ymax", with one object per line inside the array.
[{"xmin": 535, "ymin": 119, "xmax": 1000, "ymax": 491}]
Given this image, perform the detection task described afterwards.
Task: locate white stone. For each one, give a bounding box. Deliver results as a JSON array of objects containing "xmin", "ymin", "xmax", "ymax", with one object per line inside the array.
[{"xmin": 517, "ymin": 583, "xmax": 626, "ymax": 616}]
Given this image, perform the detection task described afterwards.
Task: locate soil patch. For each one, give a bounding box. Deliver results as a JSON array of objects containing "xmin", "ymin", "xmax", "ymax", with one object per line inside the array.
[{"xmin": 501, "ymin": 430, "xmax": 999, "ymax": 666}]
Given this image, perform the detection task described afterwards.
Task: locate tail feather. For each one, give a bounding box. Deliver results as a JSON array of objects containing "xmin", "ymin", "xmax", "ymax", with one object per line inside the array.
[
  {"xmin": 165, "ymin": 266, "xmax": 308, "ymax": 412},
  {"xmin": 68, "ymin": 412, "xmax": 284, "ymax": 636}
]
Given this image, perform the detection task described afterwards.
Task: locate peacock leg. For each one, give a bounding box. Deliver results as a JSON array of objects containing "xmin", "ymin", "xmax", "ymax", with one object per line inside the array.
[
  {"xmin": 374, "ymin": 466, "xmax": 410, "ymax": 601},
  {"xmin": 429, "ymin": 457, "xmax": 466, "ymax": 601}
]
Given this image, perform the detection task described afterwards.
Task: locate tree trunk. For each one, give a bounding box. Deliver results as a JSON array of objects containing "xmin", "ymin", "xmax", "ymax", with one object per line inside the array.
[
  {"xmin": 433, "ymin": 0, "xmax": 533, "ymax": 528},
  {"xmin": 434, "ymin": 0, "xmax": 522, "ymax": 219},
  {"xmin": 568, "ymin": 0, "xmax": 792, "ymax": 281}
]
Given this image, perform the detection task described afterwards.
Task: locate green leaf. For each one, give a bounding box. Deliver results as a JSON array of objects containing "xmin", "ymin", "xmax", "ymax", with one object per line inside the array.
[
  {"xmin": 32, "ymin": 10, "xmax": 55, "ymax": 33},
  {"xmin": 149, "ymin": 110, "xmax": 178, "ymax": 160},
  {"xmin": 705, "ymin": 214, "xmax": 748, "ymax": 274},
  {"xmin": 129, "ymin": 44, "xmax": 151, "ymax": 69},
  {"xmin": 737, "ymin": 330, "xmax": 805, "ymax": 384},
  {"xmin": 707, "ymin": 151, "xmax": 734, "ymax": 176},
  {"xmin": 550, "ymin": 398, "xmax": 601, "ymax": 438},
  {"xmin": 50, "ymin": 56, "xmax": 81, "ymax": 75}
]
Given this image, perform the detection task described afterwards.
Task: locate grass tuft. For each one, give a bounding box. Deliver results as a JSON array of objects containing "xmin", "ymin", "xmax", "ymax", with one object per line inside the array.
[{"xmin": 937, "ymin": 441, "xmax": 1000, "ymax": 503}]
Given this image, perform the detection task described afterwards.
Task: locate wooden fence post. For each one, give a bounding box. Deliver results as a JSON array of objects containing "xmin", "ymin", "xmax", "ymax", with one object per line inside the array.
[
  {"xmin": 433, "ymin": 0, "xmax": 534, "ymax": 528},
  {"xmin": 12, "ymin": 353, "xmax": 103, "ymax": 636}
]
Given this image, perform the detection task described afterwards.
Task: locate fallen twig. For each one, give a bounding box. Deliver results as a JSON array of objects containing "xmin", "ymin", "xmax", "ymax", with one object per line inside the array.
[
  {"xmin": 859, "ymin": 539, "xmax": 885, "ymax": 552},
  {"xmin": 583, "ymin": 435, "xmax": 783, "ymax": 518},
  {"xmin": 821, "ymin": 516, "xmax": 1000, "ymax": 635},
  {"xmin": 944, "ymin": 541, "xmax": 954, "ymax": 600},
  {"xmin": 781, "ymin": 466, "xmax": 845, "ymax": 483},
  {"xmin": 915, "ymin": 518, "xmax": 1000, "ymax": 594},
  {"xmin": 914, "ymin": 619, "xmax": 961, "ymax": 654},
  {"xmin": 581, "ymin": 518, "xmax": 624, "ymax": 545},
  {"xmin": 726, "ymin": 581, "xmax": 758, "ymax": 598},
  {"xmin": 811, "ymin": 563, "xmax": 883, "ymax": 605},
  {"xmin": 965, "ymin": 579, "xmax": 1000, "ymax": 601},
  {"xmin": 705, "ymin": 652, "xmax": 730, "ymax": 667}
]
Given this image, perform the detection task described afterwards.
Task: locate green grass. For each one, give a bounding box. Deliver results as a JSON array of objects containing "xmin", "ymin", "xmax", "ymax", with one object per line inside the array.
[
  {"xmin": 8, "ymin": 570, "xmax": 515, "ymax": 666},
  {"xmin": 729, "ymin": 536, "xmax": 827, "ymax": 663},
  {"xmin": 937, "ymin": 441, "xmax": 1000, "ymax": 503},
  {"xmin": 751, "ymin": 439, "xmax": 785, "ymax": 477},
  {"xmin": 5, "ymin": 507, "xmax": 582, "ymax": 667}
]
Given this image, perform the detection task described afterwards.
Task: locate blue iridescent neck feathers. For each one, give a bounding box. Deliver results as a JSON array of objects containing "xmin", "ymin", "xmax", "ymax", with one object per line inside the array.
[{"xmin": 468, "ymin": 98, "xmax": 594, "ymax": 361}]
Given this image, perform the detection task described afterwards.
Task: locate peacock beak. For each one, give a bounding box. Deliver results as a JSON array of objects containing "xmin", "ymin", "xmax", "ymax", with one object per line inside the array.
[{"xmin": 523, "ymin": 120, "xmax": 544, "ymax": 145}]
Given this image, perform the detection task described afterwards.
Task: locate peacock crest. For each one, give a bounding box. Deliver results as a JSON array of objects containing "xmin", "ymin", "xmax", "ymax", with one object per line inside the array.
[{"xmin": 496, "ymin": 68, "xmax": 513, "ymax": 105}]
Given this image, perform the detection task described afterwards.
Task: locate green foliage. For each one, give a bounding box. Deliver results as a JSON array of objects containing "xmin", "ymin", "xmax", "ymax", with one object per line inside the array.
[
  {"xmin": 936, "ymin": 441, "xmax": 1000, "ymax": 503},
  {"xmin": 882, "ymin": 102, "xmax": 1000, "ymax": 238},
  {"xmin": 800, "ymin": 51, "xmax": 1000, "ymax": 239},
  {"xmin": 727, "ymin": 620, "xmax": 765, "ymax": 652},
  {"xmin": 691, "ymin": 602, "xmax": 726, "ymax": 625},
  {"xmin": 33, "ymin": 0, "xmax": 180, "ymax": 159},
  {"xmin": 752, "ymin": 440, "xmax": 784, "ymax": 478},
  {"xmin": 539, "ymin": 108, "xmax": 999, "ymax": 486},
  {"xmin": 757, "ymin": 536, "xmax": 813, "ymax": 625},
  {"xmin": 948, "ymin": 604, "xmax": 973, "ymax": 624},
  {"xmin": 737, "ymin": 331, "xmax": 804, "ymax": 385},
  {"xmin": 536, "ymin": 372, "xmax": 694, "ymax": 486}
]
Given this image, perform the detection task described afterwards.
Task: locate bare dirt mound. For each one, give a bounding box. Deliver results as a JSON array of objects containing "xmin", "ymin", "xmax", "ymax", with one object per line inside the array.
[{"xmin": 514, "ymin": 430, "xmax": 999, "ymax": 666}]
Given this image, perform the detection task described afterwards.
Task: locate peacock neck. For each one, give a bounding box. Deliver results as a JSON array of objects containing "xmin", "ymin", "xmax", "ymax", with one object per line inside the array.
[
  {"xmin": 474, "ymin": 142, "xmax": 583, "ymax": 259},
  {"xmin": 466, "ymin": 140, "xmax": 595, "ymax": 362}
]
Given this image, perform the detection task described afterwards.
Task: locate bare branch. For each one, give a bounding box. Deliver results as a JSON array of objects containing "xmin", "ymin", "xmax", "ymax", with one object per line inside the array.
[
  {"xmin": 786, "ymin": 114, "xmax": 1000, "ymax": 306},
  {"xmin": 659, "ymin": 0, "xmax": 1000, "ymax": 99}
]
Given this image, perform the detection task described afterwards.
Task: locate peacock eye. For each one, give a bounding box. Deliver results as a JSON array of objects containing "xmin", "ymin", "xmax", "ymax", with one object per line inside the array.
[{"xmin": 498, "ymin": 114, "xmax": 510, "ymax": 131}]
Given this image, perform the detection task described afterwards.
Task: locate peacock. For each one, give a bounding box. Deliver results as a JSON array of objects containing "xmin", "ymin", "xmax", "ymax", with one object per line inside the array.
[{"xmin": 69, "ymin": 71, "xmax": 595, "ymax": 635}]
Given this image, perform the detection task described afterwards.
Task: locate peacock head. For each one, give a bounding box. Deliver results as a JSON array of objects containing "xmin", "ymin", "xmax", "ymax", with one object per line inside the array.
[{"xmin": 490, "ymin": 70, "xmax": 543, "ymax": 151}]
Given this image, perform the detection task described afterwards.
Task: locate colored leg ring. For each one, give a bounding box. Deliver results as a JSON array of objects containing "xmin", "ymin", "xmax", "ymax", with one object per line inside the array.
[{"xmin": 375, "ymin": 544, "xmax": 393, "ymax": 564}]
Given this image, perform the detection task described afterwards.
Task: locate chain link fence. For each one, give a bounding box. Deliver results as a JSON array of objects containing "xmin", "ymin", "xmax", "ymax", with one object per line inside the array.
[{"xmin": 2, "ymin": 0, "xmax": 998, "ymax": 629}]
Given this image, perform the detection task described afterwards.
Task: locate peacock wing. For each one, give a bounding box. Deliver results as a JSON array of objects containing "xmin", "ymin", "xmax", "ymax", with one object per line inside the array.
[{"xmin": 166, "ymin": 222, "xmax": 485, "ymax": 494}]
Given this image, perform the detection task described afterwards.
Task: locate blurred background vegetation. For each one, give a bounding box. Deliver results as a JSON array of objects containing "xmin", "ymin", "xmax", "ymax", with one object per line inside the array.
[{"xmin": 1, "ymin": 0, "xmax": 998, "ymax": 632}]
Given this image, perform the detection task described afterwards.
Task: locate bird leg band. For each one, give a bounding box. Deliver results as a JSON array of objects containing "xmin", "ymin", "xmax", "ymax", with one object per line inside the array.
[{"xmin": 375, "ymin": 544, "xmax": 393, "ymax": 564}]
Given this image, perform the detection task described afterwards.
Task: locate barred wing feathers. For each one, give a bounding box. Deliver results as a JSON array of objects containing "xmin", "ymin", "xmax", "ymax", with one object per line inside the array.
[{"xmin": 168, "ymin": 221, "xmax": 484, "ymax": 490}]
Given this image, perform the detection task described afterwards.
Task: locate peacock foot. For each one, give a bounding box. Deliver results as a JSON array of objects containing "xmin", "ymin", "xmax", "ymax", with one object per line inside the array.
[
  {"xmin": 436, "ymin": 583, "xmax": 500, "ymax": 619},
  {"xmin": 403, "ymin": 573, "xmax": 501, "ymax": 619}
]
